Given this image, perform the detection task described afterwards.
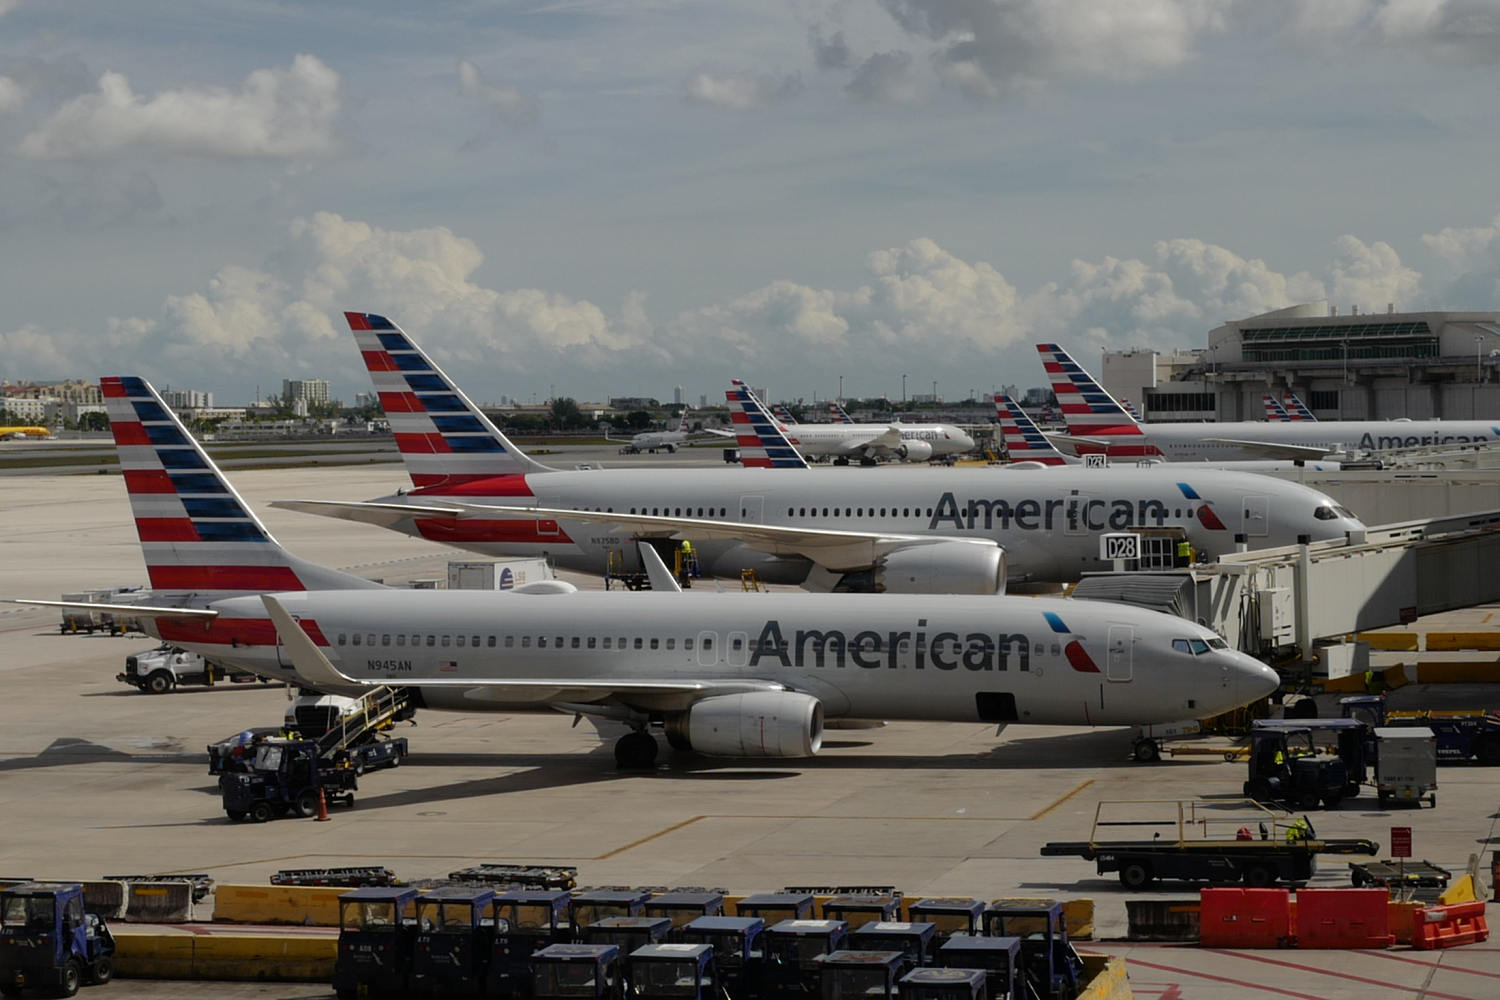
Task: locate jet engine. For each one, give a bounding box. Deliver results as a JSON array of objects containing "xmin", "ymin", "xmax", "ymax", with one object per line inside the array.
[
  {"xmin": 877, "ymin": 541, "xmax": 1005, "ymax": 595},
  {"xmin": 665, "ymin": 691, "xmax": 823, "ymax": 757},
  {"xmin": 896, "ymin": 440, "xmax": 934, "ymax": 462}
]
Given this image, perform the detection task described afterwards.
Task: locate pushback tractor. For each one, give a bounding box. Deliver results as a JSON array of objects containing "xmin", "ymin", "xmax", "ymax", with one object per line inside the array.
[{"xmin": 0, "ymin": 883, "xmax": 114, "ymax": 999}]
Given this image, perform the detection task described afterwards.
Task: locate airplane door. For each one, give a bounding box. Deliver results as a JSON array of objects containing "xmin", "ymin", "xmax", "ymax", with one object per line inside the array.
[
  {"xmin": 739, "ymin": 496, "xmax": 764, "ymax": 524},
  {"xmin": 1242, "ymin": 495, "xmax": 1269, "ymax": 537},
  {"xmin": 536, "ymin": 496, "xmax": 561, "ymax": 537},
  {"xmin": 1106, "ymin": 626, "xmax": 1133, "ymax": 682}
]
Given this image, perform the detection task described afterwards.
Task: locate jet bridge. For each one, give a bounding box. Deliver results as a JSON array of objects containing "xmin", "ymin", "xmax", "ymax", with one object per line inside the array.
[{"xmin": 1071, "ymin": 508, "xmax": 1500, "ymax": 671}]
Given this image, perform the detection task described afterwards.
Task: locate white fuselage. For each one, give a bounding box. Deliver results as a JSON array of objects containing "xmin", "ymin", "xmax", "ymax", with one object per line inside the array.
[
  {"xmin": 377, "ymin": 465, "xmax": 1364, "ymax": 584},
  {"xmin": 186, "ymin": 590, "xmax": 1280, "ymax": 728},
  {"xmin": 782, "ymin": 422, "xmax": 974, "ymax": 460},
  {"xmin": 1091, "ymin": 419, "xmax": 1500, "ymax": 461}
]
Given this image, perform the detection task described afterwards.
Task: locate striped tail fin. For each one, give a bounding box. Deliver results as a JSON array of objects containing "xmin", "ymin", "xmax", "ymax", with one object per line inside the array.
[
  {"xmin": 1035, "ymin": 343, "xmax": 1156, "ymax": 457},
  {"xmin": 727, "ymin": 379, "xmax": 808, "ymax": 468},
  {"xmin": 770, "ymin": 403, "xmax": 798, "ymax": 425},
  {"xmin": 347, "ymin": 311, "xmax": 552, "ymax": 489},
  {"xmin": 828, "ymin": 402, "xmax": 854, "ymax": 424},
  {"xmin": 1262, "ymin": 394, "xmax": 1291, "ymax": 421},
  {"xmin": 995, "ymin": 394, "xmax": 1070, "ymax": 465},
  {"xmin": 1119, "ymin": 397, "xmax": 1143, "ymax": 421},
  {"xmin": 677, "ymin": 408, "xmax": 692, "ymax": 433},
  {"xmin": 1282, "ymin": 392, "xmax": 1317, "ymax": 421},
  {"xmin": 101, "ymin": 376, "xmax": 379, "ymax": 603}
]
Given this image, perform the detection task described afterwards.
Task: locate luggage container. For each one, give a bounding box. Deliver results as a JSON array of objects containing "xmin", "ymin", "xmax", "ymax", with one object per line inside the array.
[{"xmin": 1374, "ymin": 727, "xmax": 1438, "ymax": 807}]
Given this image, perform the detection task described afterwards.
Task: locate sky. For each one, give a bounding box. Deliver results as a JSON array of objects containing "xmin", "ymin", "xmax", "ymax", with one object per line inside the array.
[{"xmin": 2, "ymin": 0, "xmax": 1499, "ymax": 407}]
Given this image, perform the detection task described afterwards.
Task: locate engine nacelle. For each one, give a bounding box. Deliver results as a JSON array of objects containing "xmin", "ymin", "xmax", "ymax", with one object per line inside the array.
[
  {"xmin": 896, "ymin": 439, "xmax": 934, "ymax": 462},
  {"xmin": 877, "ymin": 541, "xmax": 1005, "ymax": 595},
  {"xmin": 667, "ymin": 691, "xmax": 823, "ymax": 757}
]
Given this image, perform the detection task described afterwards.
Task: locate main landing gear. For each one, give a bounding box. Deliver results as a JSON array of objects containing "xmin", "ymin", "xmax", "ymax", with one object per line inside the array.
[{"xmin": 614, "ymin": 730, "xmax": 659, "ymax": 770}]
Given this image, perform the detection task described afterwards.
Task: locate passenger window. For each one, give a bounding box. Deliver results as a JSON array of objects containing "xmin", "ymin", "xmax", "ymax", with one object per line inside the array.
[
  {"xmin": 521, "ymin": 637, "xmax": 531, "ymax": 648},
  {"xmin": 538, "ymin": 636, "xmax": 547, "ymax": 648},
  {"xmin": 666, "ymin": 638, "xmax": 675, "ymax": 650},
  {"xmin": 487, "ymin": 636, "xmax": 496, "ymax": 647},
  {"xmin": 618, "ymin": 637, "xmax": 626, "ymax": 648},
  {"xmin": 352, "ymin": 634, "xmax": 361, "ymax": 646},
  {"xmin": 702, "ymin": 637, "xmax": 713, "ymax": 650},
  {"xmin": 337, "ymin": 634, "xmax": 346, "ymax": 645},
  {"xmin": 396, "ymin": 635, "xmax": 405, "ymax": 647},
  {"xmin": 441, "ymin": 636, "xmax": 451, "ymax": 647},
  {"xmin": 684, "ymin": 638, "xmax": 694, "ymax": 651},
  {"xmin": 472, "ymin": 635, "xmax": 480, "ymax": 646},
  {"xmin": 426, "ymin": 635, "xmax": 436, "ymax": 647},
  {"xmin": 571, "ymin": 637, "xmax": 580, "ymax": 648},
  {"xmin": 381, "ymin": 635, "xmax": 391, "ymax": 646},
  {"xmin": 587, "ymin": 637, "xmax": 596, "ymax": 649},
  {"xmin": 556, "ymin": 636, "xmax": 564, "ymax": 648},
  {"xmin": 366, "ymin": 634, "xmax": 376, "ymax": 646},
  {"xmin": 650, "ymin": 638, "xmax": 660, "ymax": 650},
  {"xmin": 602, "ymin": 637, "xmax": 611, "ymax": 649},
  {"xmin": 456, "ymin": 635, "xmax": 466, "ymax": 647},
  {"xmin": 504, "ymin": 636, "xmax": 514, "ymax": 648},
  {"xmin": 731, "ymin": 636, "xmax": 743, "ymax": 650},
  {"xmin": 634, "ymin": 638, "xmax": 643, "ymax": 650}
]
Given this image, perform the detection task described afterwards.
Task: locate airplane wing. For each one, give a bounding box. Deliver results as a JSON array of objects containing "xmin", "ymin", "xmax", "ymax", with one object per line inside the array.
[
  {"xmin": 270, "ymin": 498, "xmax": 467, "ymax": 528},
  {"xmin": 694, "ymin": 428, "xmax": 737, "ymax": 439},
  {"xmin": 10, "ymin": 598, "xmax": 218, "ymax": 619},
  {"xmin": 440, "ymin": 502, "xmax": 999, "ymax": 572},
  {"xmin": 261, "ymin": 594, "xmax": 784, "ymax": 710},
  {"xmin": 1201, "ymin": 438, "xmax": 1333, "ymax": 461}
]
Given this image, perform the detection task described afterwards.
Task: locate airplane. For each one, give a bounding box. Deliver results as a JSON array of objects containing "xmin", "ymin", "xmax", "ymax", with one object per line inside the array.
[
  {"xmin": 0, "ymin": 425, "xmax": 50, "ymax": 439},
  {"xmin": 18, "ymin": 374, "xmax": 1281, "ymax": 770},
  {"xmin": 1262, "ymin": 395, "xmax": 1292, "ymax": 421},
  {"xmin": 272, "ymin": 313, "xmax": 1367, "ymax": 593},
  {"xmin": 1038, "ymin": 343, "xmax": 1500, "ymax": 461},
  {"xmin": 753, "ymin": 393, "xmax": 974, "ymax": 465},
  {"xmin": 771, "ymin": 403, "xmax": 799, "ymax": 424},
  {"xmin": 611, "ymin": 409, "xmax": 732, "ymax": 454},
  {"xmin": 995, "ymin": 395, "xmax": 1348, "ymax": 473},
  {"xmin": 1119, "ymin": 398, "xmax": 1143, "ymax": 421},
  {"xmin": 1282, "ymin": 392, "xmax": 1318, "ymax": 421}
]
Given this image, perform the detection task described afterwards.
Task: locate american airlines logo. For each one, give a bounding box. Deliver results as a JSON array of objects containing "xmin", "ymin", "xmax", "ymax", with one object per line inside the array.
[
  {"xmin": 1360, "ymin": 431, "xmax": 1496, "ymax": 450},
  {"xmin": 749, "ymin": 618, "xmax": 1034, "ymax": 672},
  {"xmin": 927, "ymin": 491, "xmax": 1171, "ymax": 532}
]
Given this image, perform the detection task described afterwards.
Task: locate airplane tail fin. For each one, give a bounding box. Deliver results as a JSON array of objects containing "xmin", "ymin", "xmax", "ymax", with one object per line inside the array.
[
  {"xmin": 101, "ymin": 376, "xmax": 380, "ymax": 601},
  {"xmin": 347, "ymin": 312, "xmax": 553, "ymax": 489},
  {"xmin": 727, "ymin": 379, "xmax": 808, "ymax": 468},
  {"xmin": 677, "ymin": 408, "xmax": 691, "ymax": 433},
  {"xmin": 1035, "ymin": 343, "xmax": 1153, "ymax": 456},
  {"xmin": 1262, "ymin": 394, "xmax": 1291, "ymax": 421},
  {"xmin": 828, "ymin": 402, "xmax": 853, "ymax": 424},
  {"xmin": 1283, "ymin": 392, "xmax": 1317, "ymax": 421},
  {"xmin": 995, "ymin": 395, "xmax": 1071, "ymax": 465},
  {"xmin": 770, "ymin": 403, "xmax": 798, "ymax": 425},
  {"xmin": 1120, "ymin": 397, "xmax": 1143, "ymax": 421}
]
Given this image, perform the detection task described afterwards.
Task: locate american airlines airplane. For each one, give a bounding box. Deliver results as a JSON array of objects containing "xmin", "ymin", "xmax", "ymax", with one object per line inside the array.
[
  {"xmin": 276, "ymin": 313, "xmax": 1365, "ymax": 594},
  {"xmin": 1040, "ymin": 343, "xmax": 1500, "ymax": 461},
  {"xmin": 997, "ymin": 395, "xmax": 1347, "ymax": 474},
  {"xmin": 765, "ymin": 397, "xmax": 975, "ymax": 465},
  {"xmin": 611, "ymin": 409, "xmax": 731, "ymax": 454},
  {"xmin": 20, "ymin": 375, "xmax": 1280, "ymax": 769}
]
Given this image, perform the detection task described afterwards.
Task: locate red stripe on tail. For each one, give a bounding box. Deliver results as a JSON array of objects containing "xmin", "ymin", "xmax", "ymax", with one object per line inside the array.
[
  {"xmin": 135, "ymin": 518, "xmax": 200, "ymax": 542},
  {"xmin": 146, "ymin": 566, "xmax": 305, "ymax": 591},
  {"xmin": 122, "ymin": 469, "xmax": 176, "ymax": 494}
]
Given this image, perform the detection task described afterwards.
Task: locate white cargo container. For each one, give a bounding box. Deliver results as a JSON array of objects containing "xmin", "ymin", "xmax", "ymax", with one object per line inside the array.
[
  {"xmin": 1375, "ymin": 726, "xmax": 1437, "ymax": 808},
  {"xmin": 446, "ymin": 559, "xmax": 555, "ymax": 591}
]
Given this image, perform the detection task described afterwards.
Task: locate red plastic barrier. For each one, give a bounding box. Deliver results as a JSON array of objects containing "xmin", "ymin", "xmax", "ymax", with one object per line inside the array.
[
  {"xmin": 1412, "ymin": 900, "xmax": 1490, "ymax": 950},
  {"xmin": 1295, "ymin": 888, "xmax": 1393, "ymax": 949},
  {"xmin": 1200, "ymin": 888, "xmax": 1292, "ymax": 948}
]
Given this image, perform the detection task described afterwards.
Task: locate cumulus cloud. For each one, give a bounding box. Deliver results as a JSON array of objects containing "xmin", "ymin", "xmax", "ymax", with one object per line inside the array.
[
  {"xmin": 0, "ymin": 0, "xmax": 18, "ymax": 16},
  {"xmin": 846, "ymin": 51, "xmax": 919, "ymax": 104},
  {"xmin": 879, "ymin": 0, "xmax": 1231, "ymax": 98},
  {"xmin": 1422, "ymin": 212, "xmax": 1500, "ymax": 269},
  {"xmin": 18, "ymin": 54, "xmax": 342, "ymax": 159},
  {"xmin": 457, "ymin": 60, "xmax": 540, "ymax": 126},
  {"xmin": 684, "ymin": 71, "xmax": 802, "ymax": 110},
  {"xmin": 1324, "ymin": 235, "xmax": 1422, "ymax": 311},
  {"xmin": 0, "ymin": 76, "xmax": 22, "ymax": 113}
]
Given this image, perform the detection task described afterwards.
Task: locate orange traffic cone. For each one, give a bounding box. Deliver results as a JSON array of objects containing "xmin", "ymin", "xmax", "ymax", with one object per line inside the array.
[{"xmin": 315, "ymin": 787, "xmax": 330, "ymax": 822}]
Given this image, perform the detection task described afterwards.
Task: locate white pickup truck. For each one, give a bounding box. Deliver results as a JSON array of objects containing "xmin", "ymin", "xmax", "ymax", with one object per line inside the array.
[{"xmin": 118, "ymin": 643, "xmax": 265, "ymax": 693}]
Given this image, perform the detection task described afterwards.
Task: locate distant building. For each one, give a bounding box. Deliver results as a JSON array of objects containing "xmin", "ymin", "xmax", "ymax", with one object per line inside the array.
[
  {"xmin": 161, "ymin": 388, "xmax": 214, "ymax": 410},
  {"xmin": 673, "ymin": 384, "xmax": 684, "ymax": 406},
  {"xmin": 609, "ymin": 396, "xmax": 660, "ymax": 410},
  {"xmin": 282, "ymin": 378, "xmax": 331, "ymax": 406}
]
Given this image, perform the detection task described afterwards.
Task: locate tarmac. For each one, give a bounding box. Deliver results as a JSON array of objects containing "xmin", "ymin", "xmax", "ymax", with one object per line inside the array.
[{"xmin": 3, "ymin": 456, "xmax": 1500, "ymax": 998}]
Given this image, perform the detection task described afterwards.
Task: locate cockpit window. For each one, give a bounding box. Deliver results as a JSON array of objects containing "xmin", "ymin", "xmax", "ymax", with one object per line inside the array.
[
  {"xmin": 1207, "ymin": 637, "xmax": 1228, "ymax": 649},
  {"xmin": 1190, "ymin": 639, "xmax": 1210, "ymax": 654},
  {"xmin": 1314, "ymin": 505, "xmax": 1338, "ymax": 520},
  {"xmin": 1172, "ymin": 639, "xmax": 1191, "ymax": 654},
  {"xmin": 1335, "ymin": 505, "xmax": 1355, "ymax": 518}
]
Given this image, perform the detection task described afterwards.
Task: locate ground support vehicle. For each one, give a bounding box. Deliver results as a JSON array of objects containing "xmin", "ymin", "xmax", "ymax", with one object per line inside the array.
[
  {"xmin": 568, "ymin": 890, "xmax": 650, "ymax": 936},
  {"xmin": 489, "ymin": 889, "xmax": 572, "ymax": 999},
  {"xmin": 1242, "ymin": 723, "xmax": 1358, "ymax": 809},
  {"xmin": 582, "ymin": 917, "xmax": 671, "ymax": 990},
  {"xmin": 274, "ymin": 866, "xmax": 400, "ymax": 888},
  {"xmin": 411, "ymin": 887, "xmax": 495, "ymax": 997},
  {"xmin": 334, "ymin": 886, "xmax": 422, "ymax": 1000},
  {"xmin": 850, "ymin": 921, "xmax": 938, "ymax": 967},
  {"xmin": 627, "ymin": 943, "xmax": 723, "ymax": 1000},
  {"xmin": 207, "ymin": 728, "xmax": 283, "ymax": 775},
  {"xmin": 643, "ymin": 892, "xmax": 725, "ymax": 936},
  {"xmin": 906, "ymin": 900, "xmax": 985, "ymax": 944},
  {"xmin": 1349, "ymin": 860, "xmax": 1452, "ymax": 900},
  {"xmin": 937, "ymin": 936, "xmax": 1029, "ymax": 1000},
  {"xmin": 981, "ymin": 902, "xmax": 1080, "ymax": 1000},
  {"xmin": 1342, "ymin": 696, "xmax": 1500, "ymax": 765},
  {"xmin": 58, "ymin": 588, "xmax": 144, "ymax": 635},
  {"xmin": 734, "ymin": 892, "xmax": 815, "ymax": 925},
  {"xmin": 819, "ymin": 949, "xmax": 909, "ymax": 1000},
  {"xmin": 119, "ymin": 643, "xmax": 260, "ymax": 693},
  {"xmin": 822, "ymin": 893, "xmax": 901, "ymax": 926},
  {"xmin": 763, "ymin": 920, "xmax": 848, "ymax": 994},
  {"xmin": 0, "ymin": 883, "xmax": 114, "ymax": 998},
  {"xmin": 682, "ymin": 916, "xmax": 764, "ymax": 1000},
  {"xmin": 219, "ymin": 739, "xmax": 357, "ymax": 822},
  {"xmin": 1040, "ymin": 800, "xmax": 1380, "ymax": 891},
  {"xmin": 900, "ymin": 967, "xmax": 988, "ymax": 1000},
  {"xmin": 1373, "ymin": 727, "xmax": 1438, "ymax": 807},
  {"xmin": 532, "ymin": 943, "xmax": 622, "ymax": 1000},
  {"xmin": 455, "ymin": 866, "xmax": 578, "ymax": 891}
]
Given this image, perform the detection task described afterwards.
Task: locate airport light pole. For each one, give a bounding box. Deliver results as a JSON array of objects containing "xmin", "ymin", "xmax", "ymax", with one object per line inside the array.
[
  {"xmin": 1478, "ymin": 336, "xmax": 1484, "ymax": 383},
  {"xmin": 838, "ymin": 374, "xmax": 843, "ymax": 403},
  {"xmin": 902, "ymin": 373, "xmax": 907, "ymax": 406}
]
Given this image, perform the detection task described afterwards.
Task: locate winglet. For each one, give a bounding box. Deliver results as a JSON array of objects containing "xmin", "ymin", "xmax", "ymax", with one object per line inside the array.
[
  {"xmin": 260, "ymin": 594, "xmax": 367, "ymax": 693},
  {"xmin": 637, "ymin": 542, "xmax": 684, "ymax": 593}
]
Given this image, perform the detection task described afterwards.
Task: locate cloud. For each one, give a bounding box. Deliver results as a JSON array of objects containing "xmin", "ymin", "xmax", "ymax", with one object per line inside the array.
[
  {"xmin": 1324, "ymin": 234, "xmax": 1422, "ymax": 311},
  {"xmin": 457, "ymin": 60, "xmax": 540, "ymax": 126},
  {"xmin": 0, "ymin": 76, "xmax": 21, "ymax": 113},
  {"xmin": 1422, "ymin": 212, "xmax": 1500, "ymax": 269},
  {"xmin": 0, "ymin": 0, "xmax": 18, "ymax": 16},
  {"xmin": 684, "ymin": 71, "xmax": 802, "ymax": 110},
  {"xmin": 18, "ymin": 54, "xmax": 342, "ymax": 159},
  {"xmin": 879, "ymin": 0, "xmax": 1231, "ymax": 98},
  {"xmin": 846, "ymin": 51, "xmax": 919, "ymax": 104},
  {"xmin": 810, "ymin": 27, "xmax": 853, "ymax": 70}
]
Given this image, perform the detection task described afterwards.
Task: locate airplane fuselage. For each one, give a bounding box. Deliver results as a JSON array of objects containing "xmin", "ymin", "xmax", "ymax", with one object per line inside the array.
[
  {"xmin": 1086, "ymin": 420, "xmax": 1500, "ymax": 461},
  {"xmin": 782, "ymin": 422, "xmax": 974, "ymax": 460},
  {"xmin": 183, "ymin": 590, "xmax": 1279, "ymax": 728},
  {"xmin": 374, "ymin": 465, "xmax": 1363, "ymax": 584}
]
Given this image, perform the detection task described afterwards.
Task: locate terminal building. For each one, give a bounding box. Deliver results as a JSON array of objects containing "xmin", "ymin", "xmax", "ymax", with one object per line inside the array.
[{"xmin": 1100, "ymin": 302, "xmax": 1500, "ymax": 422}]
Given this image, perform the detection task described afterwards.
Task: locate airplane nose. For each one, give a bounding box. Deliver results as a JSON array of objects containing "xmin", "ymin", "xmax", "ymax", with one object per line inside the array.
[{"xmin": 1233, "ymin": 651, "xmax": 1280, "ymax": 706}]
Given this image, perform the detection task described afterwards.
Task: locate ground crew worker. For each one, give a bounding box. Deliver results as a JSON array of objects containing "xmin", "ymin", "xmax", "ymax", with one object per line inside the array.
[
  {"xmin": 1176, "ymin": 539, "xmax": 1192, "ymax": 567},
  {"xmin": 1364, "ymin": 669, "xmax": 1390, "ymax": 696},
  {"xmin": 1286, "ymin": 816, "xmax": 1312, "ymax": 843},
  {"xmin": 1273, "ymin": 748, "xmax": 1285, "ymax": 766},
  {"xmin": 679, "ymin": 538, "xmax": 696, "ymax": 586}
]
